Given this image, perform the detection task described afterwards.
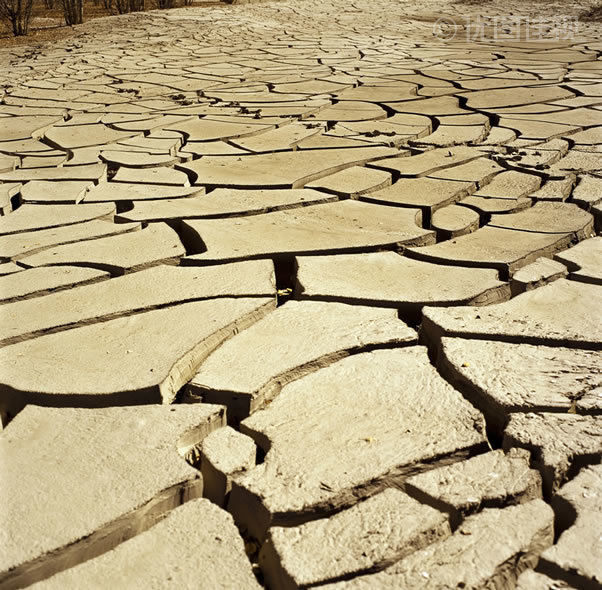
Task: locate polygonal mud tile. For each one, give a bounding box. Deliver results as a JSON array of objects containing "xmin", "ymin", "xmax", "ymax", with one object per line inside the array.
[
  {"xmin": 30, "ymin": 499, "xmax": 260, "ymax": 590},
  {"xmin": 334, "ymin": 84, "xmax": 417, "ymax": 102},
  {"xmin": 228, "ymin": 347, "xmax": 487, "ymax": 540},
  {"xmin": 200, "ymin": 426, "xmax": 257, "ymax": 507},
  {"xmin": 331, "ymin": 113, "xmax": 431, "ymax": 143},
  {"xmin": 112, "ymin": 165, "xmax": 191, "ymax": 186},
  {"xmin": 360, "ymin": 177, "xmax": 474, "ymax": 218},
  {"xmin": 367, "ymin": 146, "xmax": 481, "ymax": 177},
  {"xmin": 465, "ymin": 86, "xmax": 574, "ymax": 109},
  {"xmin": 467, "ymin": 169, "xmax": 541, "ymax": 196},
  {"xmin": 99, "ymin": 151, "xmax": 180, "ymax": 168},
  {"xmin": 0, "ymin": 296, "xmax": 275, "ymax": 418},
  {"xmin": 385, "ymin": 96, "xmax": 464, "ymax": 117},
  {"xmin": 503, "ymin": 413, "xmax": 602, "ymax": 495},
  {"xmin": 189, "ymin": 300, "xmax": 417, "ymax": 421},
  {"xmin": 63, "ymin": 147, "xmax": 103, "ymax": 166},
  {"xmin": 479, "ymin": 126, "xmax": 517, "ymax": 146},
  {"xmin": 0, "ymin": 260, "xmax": 275, "ymax": 346},
  {"xmin": 0, "ymin": 203, "xmax": 115, "ymax": 236},
  {"xmin": 406, "ymin": 223, "xmax": 589, "ymax": 278},
  {"xmin": 295, "ymin": 251, "xmax": 509, "ymax": 316},
  {"xmin": 17, "ymin": 222, "xmax": 185, "ymax": 274},
  {"xmin": 568, "ymin": 126, "xmax": 602, "ymax": 146},
  {"xmin": 0, "ymin": 115, "xmax": 64, "ymax": 141},
  {"xmin": 415, "ymin": 124, "xmax": 488, "ymax": 147},
  {"xmin": 165, "ymin": 117, "xmax": 275, "ymax": 141},
  {"xmin": 306, "ymin": 101, "xmax": 387, "ymax": 122},
  {"xmin": 296, "ymin": 133, "xmax": 377, "ymax": 150},
  {"xmin": 0, "ymin": 261, "xmax": 23, "ymax": 275},
  {"xmin": 405, "ymin": 449, "xmax": 542, "ymax": 526},
  {"xmin": 0, "ymin": 220, "xmax": 140, "ymax": 260},
  {"xmin": 530, "ymin": 177, "xmax": 575, "ymax": 202},
  {"xmin": 181, "ymin": 146, "xmax": 400, "ymax": 189},
  {"xmin": 181, "ymin": 140, "xmax": 251, "ymax": 157},
  {"xmin": 19, "ymin": 180, "xmax": 92, "ymax": 204},
  {"xmin": 431, "ymin": 204, "xmax": 480, "ymax": 239},
  {"xmin": 0, "ymin": 138, "xmax": 55, "ymax": 155},
  {"xmin": 0, "ymin": 265, "xmax": 109, "ymax": 304},
  {"xmin": 459, "ymin": 194, "xmax": 533, "ymax": 216},
  {"xmin": 229, "ymin": 122, "xmax": 322, "ymax": 153},
  {"xmin": 539, "ymin": 464, "xmax": 602, "ymax": 589},
  {"xmin": 548, "ymin": 150, "xmax": 602, "ymax": 176},
  {"xmin": 512, "ymin": 109, "xmax": 598, "ymax": 130},
  {"xmin": 116, "ymin": 188, "xmax": 337, "ymax": 223},
  {"xmin": 554, "ymin": 237, "xmax": 602, "ymax": 285},
  {"xmin": 510, "ymin": 257, "xmax": 568, "ymax": 295},
  {"xmin": 260, "ymin": 488, "xmax": 450, "ymax": 590},
  {"xmin": 305, "ymin": 165, "xmax": 392, "ymax": 197},
  {"xmin": 83, "ymin": 182, "xmax": 203, "ymax": 202},
  {"xmin": 422, "ymin": 279, "xmax": 602, "ymax": 349},
  {"xmin": 118, "ymin": 134, "xmax": 182, "ymax": 153},
  {"xmin": 488, "ymin": 202, "xmax": 594, "ymax": 238},
  {"xmin": 323, "ymin": 500, "xmax": 554, "ymax": 589},
  {"xmin": 497, "ymin": 139, "xmax": 568, "ymax": 171},
  {"xmin": 182, "ymin": 200, "xmax": 434, "ymax": 264},
  {"xmin": 571, "ymin": 175, "xmax": 602, "ymax": 211},
  {"xmin": 0, "ymin": 163, "xmax": 107, "ymax": 183},
  {"xmin": 20, "ymin": 154, "xmax": 67, "ymax": 169},
  {"xmin": 44, "ymin": 122, "xmax": 138, "ymax": 149},
  {"xmin": 0, "ymin": 404, "xmax": 226, "ymax": 588},
  {"xmin": 458, "ymin": 170, "xmax": 540, "ymax": 214},
  {"xmin": 429, "ymin": 156, "xmax": 503, "ymax": 184},
  {"xmin": 439, "ymin": 337, "xmax": 602, "ymax": 433}
]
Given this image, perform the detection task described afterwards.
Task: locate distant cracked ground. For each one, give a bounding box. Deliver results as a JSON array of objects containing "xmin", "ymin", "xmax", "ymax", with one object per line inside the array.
[{"xmin": 0, "ymin": 0, "xmax": 601, "ymax": 588}]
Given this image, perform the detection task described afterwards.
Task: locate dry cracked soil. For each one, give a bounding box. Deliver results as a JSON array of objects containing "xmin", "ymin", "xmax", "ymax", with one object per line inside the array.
[{"xmin": 0, "ymin": 0, "xmax": 601, "ymax": 588}]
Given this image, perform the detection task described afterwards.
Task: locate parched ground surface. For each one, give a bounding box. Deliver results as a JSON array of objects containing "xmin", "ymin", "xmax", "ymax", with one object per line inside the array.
[{"xmin": 0, "ymin": 1, "xmax": 601, "ymax": 588}]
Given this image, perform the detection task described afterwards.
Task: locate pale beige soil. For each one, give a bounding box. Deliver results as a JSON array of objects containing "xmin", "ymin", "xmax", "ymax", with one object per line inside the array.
[{"xmin": 0, "ymin": 1, "xmax": 600, "ymax": 588}]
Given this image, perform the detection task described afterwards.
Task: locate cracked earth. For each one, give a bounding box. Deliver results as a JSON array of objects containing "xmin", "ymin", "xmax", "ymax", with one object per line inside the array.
[{"xmin": 0, "ymin": 0, "xmax": 601, "ymax": 588}]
